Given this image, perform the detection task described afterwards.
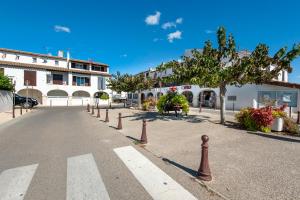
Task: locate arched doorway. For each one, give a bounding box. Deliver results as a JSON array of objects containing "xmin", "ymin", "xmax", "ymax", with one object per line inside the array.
[
  {"xmin": 47, "ymin": 90, "xmax": 68, "ymax": 97},
  {"xmin": 141, "ymin": 93, "xmax": 145, "ymax": 103},
  {"xmin": 94, "ymin": 91, "xmax": 109, "ymax": 99},
  {"xmin": 18, "ymin": 89, "xmax": 43, "ymax": 104},
  {"xmin": 182, "ymin": 91, "xmax": 193, "ymax": 105},
  {"xmin": 199, "ymin": 90, "xmax": 217, "ymax": 108},
  {"xmin": 147, "ymin": 92, "xmax": 154, "ymax": 98},
  {"xmin": 72, "ymin": 90, "xmax": 90, "ymax": 106},
  {"xmin": 73, "ymin": 90, "xmax": 90, "ymax": 97},
  {"xmin": 157, "ymin": 92, "xmax": 164, "ymax": 99}
]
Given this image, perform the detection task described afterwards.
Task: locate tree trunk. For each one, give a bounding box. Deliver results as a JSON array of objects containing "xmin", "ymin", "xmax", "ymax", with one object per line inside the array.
[
  {"xmin": 138, "ymin": 91, "xmax": 142, "ymax": 109},
  {"xmin": 219, "ymin": 84, "xmax": 227, "ymax": 124}
]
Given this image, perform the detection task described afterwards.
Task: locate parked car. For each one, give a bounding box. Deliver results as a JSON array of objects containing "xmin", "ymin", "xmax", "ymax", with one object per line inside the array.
[{"xmin": 14, "ymin": 94, "xmax": 38, "ymax": 108}]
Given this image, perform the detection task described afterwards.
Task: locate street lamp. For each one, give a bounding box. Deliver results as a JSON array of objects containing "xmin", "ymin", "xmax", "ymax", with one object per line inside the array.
[{"xmin": 12, "ymin": 80, "xmax": 16, "ymax": 118}]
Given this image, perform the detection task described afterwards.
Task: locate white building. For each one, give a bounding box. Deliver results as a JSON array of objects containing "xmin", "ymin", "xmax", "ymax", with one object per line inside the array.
[
  {"xmin": 131, "ymin": 52, "xmax": 300, "ymax": 112},
  {"xmin": 0, "ymin": 48, "xmax": 112, "ymax": 106}
]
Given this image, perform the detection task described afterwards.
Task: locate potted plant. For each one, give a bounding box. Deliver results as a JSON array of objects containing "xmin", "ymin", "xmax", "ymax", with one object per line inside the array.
[{"xmin": 271, "ymin": 108, "xmax": 286, "ymax": 132}]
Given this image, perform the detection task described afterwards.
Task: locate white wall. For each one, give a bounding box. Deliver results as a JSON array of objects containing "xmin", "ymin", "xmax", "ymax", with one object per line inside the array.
[{"xmin": 0, "ymin": 90, "xmax": 12, "ymax": 112}]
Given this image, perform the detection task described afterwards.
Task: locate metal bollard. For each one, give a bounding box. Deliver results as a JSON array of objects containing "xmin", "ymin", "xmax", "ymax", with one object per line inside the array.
[
  {"xmin": 105, "ymin": 109, "xmax": 109, "ymax": 122},
  {"xmin": 87, "ymin": 104, "xmax": 90, "ymax": 112},
  {"xmin": 20, "ymin": 106, "xmax": 23, "ymax": 115},
  {"xmin": 96, "ymin": 107, "xmax": 100, "ymax": 118},
  {"xmin": 12, "ymin": 104, "xmax": 15, "ymax": 119},
  {"xmin": 197, "ymin": 135, "xmax": 212, "ymax": 181},
  {"xmin": 117, "ymin": 113, "xmax": 122, "ymax": 130},
  {"xmin": 140, "ymin": 119, "xmax": 147, "ymax": 144},
  {"xmin": 199, "ymin": 101, "xmax": 202, "ymax": 113},
  {"xmin": 91, "ymin": 106, "xmax": 94, "ymax": 115},
  {"xmin": 297, "ymin": 111, "xmax": 300, "ymax": 124}
]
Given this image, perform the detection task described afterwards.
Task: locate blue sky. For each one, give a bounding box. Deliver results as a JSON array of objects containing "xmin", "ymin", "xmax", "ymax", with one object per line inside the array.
[{"xmin": 1, "ymin": 0, "xmax": 300, "ymax": 82}]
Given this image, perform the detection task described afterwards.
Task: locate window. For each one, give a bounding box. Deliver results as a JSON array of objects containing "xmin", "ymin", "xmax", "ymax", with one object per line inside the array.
[
  {"xmin": 43, "ymin": 59, "xmax": 47, "ymax": 63},
  {"xmin": 55, "ymin": 60, "xmax": 59, "ymax": 66},
  {"xmin": 24, "ymin": 70, "xmax": 37, "ymax": 86},
  {"xmin": 52, "ymin": 74, "xmax": 63, "ymax": 85},
  {"xmin": 71, "ymin": 62, "xmax": 88, "ymax": 70},
  {"xmin": 1, "ymin": 53, "xmax": 6, "ymax": 59},
  {"xmin": 15, "ymin": 55, "xmax": 20, "ymax": 60},
  {"xmin": 32, "ymin": 58, "xmax": 37, "ymax": 63},
  {"xmin": 72, "ymin": 76, "xmax": 90, "ymax": 86},
  {"xmin": 98, "ymin": 76, "xmax": 106, "ymax": 90}
]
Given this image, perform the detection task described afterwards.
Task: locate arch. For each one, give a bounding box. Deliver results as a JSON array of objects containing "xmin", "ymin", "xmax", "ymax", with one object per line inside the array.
[
  {"xmin": 141, "ymin": 93, "xmax": 145, "ymax": 103},
  {"xmin": 47, "ymin": 89, "xmax": 68, "ymax": 97},
  {"xmin": 94, "ymin": 91, "xmax": 109, "ymax": 98},
  {"xmin": 199, "ymin": 90, "xmax": 217, "ymax": 108},
  {"xmin": 182, "ymin": 91, "xmax": 193, "ymax": 105},
  {"xmin": 18, "ymin": 89, "xmax": 43, "ymax": 104},
  {"xmin": 157, "ymin": 92, "xmax": 164, "ymax": 99},
  {"xmin": 147, "ymin": 92, "xmax": 154, "ymax": 98},
  {"xmin": 72, "ymin": 90, "xmax": 90, "ymax": 97}
]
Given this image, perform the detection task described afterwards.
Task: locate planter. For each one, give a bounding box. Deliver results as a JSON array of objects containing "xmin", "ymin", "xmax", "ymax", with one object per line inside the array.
[{"xmin": 271, "ymin": 117, "xmax": 284, "ymax": 132}]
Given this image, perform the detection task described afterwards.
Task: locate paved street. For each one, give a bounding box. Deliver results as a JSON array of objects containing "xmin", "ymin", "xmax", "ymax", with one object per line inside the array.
[{"xmin": 0, "ymin": 107, "xmax": 221, "ymax": 200}]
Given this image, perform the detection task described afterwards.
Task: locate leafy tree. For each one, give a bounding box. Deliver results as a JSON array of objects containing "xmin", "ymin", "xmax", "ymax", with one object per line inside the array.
[
  {"xmin": 0, "ymin": 74, "xmax": 13, "ymax": 91},
  {"xmin": 159, "ymin": 27, "xmax": 300, "ymax": 124},
  {"xmin": 108, "ymin": 72, "xmax": 154, "ymax": 107}
]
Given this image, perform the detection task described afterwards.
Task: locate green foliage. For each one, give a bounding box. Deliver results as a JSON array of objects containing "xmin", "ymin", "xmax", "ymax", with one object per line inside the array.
[
  {"xmin": 272, "ymin": 110, "xmax": 286, "ymax": 118},
  {"xmin": 235, "ymin": 108, "xmax": 257, "ymax": 131},
  {"xmin": 108, "ymin": 71, "xmax": 155, "ymax": 93},
  {"xmin": 142, "ymin": 97, "xmax": 157, "ymax": 111},
  {"xmin": 100, "ymin": 93, "xmax": 109, "ymax": 100},
  {"xmin": 157, "ymin": 91, "xmax": 189, "ymax": 114},
  {"xmin": 0, "ymin": 74, "xmax": 13, "ymax": 91},
  {"xmin": 283, "ymin": 117, "xmax": 300, "ymax": 135}
]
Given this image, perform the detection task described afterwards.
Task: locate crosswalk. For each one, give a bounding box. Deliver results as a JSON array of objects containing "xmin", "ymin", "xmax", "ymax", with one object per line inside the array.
[{"xmin": 0, "ymin": 146, "xmax": 197, "ymax": 200}]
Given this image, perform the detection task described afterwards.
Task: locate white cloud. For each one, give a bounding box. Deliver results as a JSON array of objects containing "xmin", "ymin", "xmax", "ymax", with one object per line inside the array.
[
  {"xmin": 120, "ymin": 54, "xmax": 127, "ymax": 58},
  {"xmin": 205, "ymin": 29, "xmax": 215, "ymax": 34},
  {"xmin": 167, "ymin": 30, "xmax": 182, "ymax": 43},
  {"xmin": 54, "ymin": 25, "xmax": 71, "ymax": 33},
  {"xmin": 145, "ymin": 11, "xmax": 161, "ymax": 25},
  {"xmin": 162, "ymin": 22, "xmax": 176, "ymax": 29},
  {"xmin": 176, "ymin": 18, "xmax": 183, "ymax": 24}
]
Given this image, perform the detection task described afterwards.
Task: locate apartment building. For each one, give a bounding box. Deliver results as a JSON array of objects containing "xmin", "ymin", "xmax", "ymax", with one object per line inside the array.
[{"xmin": 0, "ymin": 48, "xmax": 111, "ymax": 106}]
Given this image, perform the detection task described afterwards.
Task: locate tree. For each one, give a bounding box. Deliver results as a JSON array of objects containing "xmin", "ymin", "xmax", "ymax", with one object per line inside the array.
[
  {"xmin": 0, "ymin": 74, "xmax": 13, "ymax": 91},
  {"xmin": 159, "ymin": 27, "xmax": 300, "ymax": 124},
  {"xmin": 108, "ymin": 72, "xmax": 154, "ymax": 108}
]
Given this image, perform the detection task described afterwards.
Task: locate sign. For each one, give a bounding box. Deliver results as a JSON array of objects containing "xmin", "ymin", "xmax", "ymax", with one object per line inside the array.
[
  {"xmin": 227, "ymin": 96, "xmax": 237, "ymax": 101},
  {"xmin": 258, "ymin": 91, "xmax": 298, "ymax": 107},
  {"xmin": 182, "ymin": 85, "xmax": 191, "ymax": 90}
]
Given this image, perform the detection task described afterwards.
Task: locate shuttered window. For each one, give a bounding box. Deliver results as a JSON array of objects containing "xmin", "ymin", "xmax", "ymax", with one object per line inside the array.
[
  {"xmin": 98, "ymin": 77, "xmax": 106, "ymax": 90},
  {"xmin": 24, "ymin": 70, "xmax": 36, "ymax": 86},
  {"xmin": 53, "ymin": 74, "xmax": 63, "ymax": 85}
]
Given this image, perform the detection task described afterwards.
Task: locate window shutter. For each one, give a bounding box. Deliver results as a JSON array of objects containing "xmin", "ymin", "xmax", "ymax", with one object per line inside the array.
[{"xmin": 24, "ymin": 70, "xmax": 36, "ymax": 86}]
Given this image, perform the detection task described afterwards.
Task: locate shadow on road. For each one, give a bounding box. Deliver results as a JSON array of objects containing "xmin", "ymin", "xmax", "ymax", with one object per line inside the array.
[{"xmin": 162, "ymin": 158, "xmax": 198, "ymax": 177}]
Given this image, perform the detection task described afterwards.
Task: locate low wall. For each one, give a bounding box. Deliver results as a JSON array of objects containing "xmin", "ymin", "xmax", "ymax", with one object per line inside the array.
[{"xmin": 0, "ymin": 90, "xmax": 12, "ymax": 112}]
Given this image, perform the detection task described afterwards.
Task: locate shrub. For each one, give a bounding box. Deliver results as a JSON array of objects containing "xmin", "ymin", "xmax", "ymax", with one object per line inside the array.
[
  {"xmin": 0, "ymin": 74, "xmax": 13, "ymax": 91},
  {"xmin": 157, "ymin": 91, "xmax": 189, "ymax": 114},
  {"xmin": 235, "ymin": 107, "xmax": 273, "ymax": 132},
  {"xmin": 100, "ymin": 93, "xmax": 109, "ymax": 100},
  {"xmin": 142, "ymin": 97, "xmax": 157, "ymax": 111},
  {"xmin": 283, "ymin": 117, "xmax": 300, "ymax": 135}
]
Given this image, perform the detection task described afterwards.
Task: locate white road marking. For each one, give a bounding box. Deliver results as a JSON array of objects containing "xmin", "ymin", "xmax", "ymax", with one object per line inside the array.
[
  {"xmin": 114, "ymin": 146, "xmax": 198, "ymax": 200},
  {"xmin": 66, "ymin": 154, "xmax": 110, "ymax": 200},
  {"xmin": 0, "ymin": 164, "xmax": 38, "ymax": 200}
]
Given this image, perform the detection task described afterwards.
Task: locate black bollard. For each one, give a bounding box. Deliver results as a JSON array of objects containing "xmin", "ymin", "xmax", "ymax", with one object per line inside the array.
[
  {"xmin": 20, "ymin": 106, "xmax": 22, "ymax": 115},
  {"xmin": 140, "ymin": 119, "xmax": 147, "ymax": 144},
  {"xmin": 105, "ymin": 109, "xmax": 109, "ymax": 122},
  {"xmin": 96, "ymin": 107, "xmax": 100, "ymax": 118},
  {"xmin": 197, "ymin": 135, "xmax": 212, "ymax": 181},
  {"xmin": 117, "ymin": 113, "xmax": 122, "ymax": 130},
  {"xmin": 91, "ymin": 105, "xmax": 94, "ymax": 115},
  {"xmin": 87, "ymin": 104, "xmax": 90, "ymax": 112}
]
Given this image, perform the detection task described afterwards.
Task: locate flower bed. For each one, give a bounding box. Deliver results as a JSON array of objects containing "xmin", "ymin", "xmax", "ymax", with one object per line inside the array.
[{"xmin": 235, "ymin": 105, "xmax": 299, "ymax": 135}]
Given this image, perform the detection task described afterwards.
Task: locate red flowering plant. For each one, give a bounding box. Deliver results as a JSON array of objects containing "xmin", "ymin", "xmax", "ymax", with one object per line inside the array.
[{"xmin": 250, "ymin": 107, "xmax": 274, "ymax": 132}]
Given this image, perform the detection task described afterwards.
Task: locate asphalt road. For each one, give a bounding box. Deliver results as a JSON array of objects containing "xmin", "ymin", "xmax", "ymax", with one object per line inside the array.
[{"xmin": 0, "ymin": 107, "xmax": 221, "ymax": 200}]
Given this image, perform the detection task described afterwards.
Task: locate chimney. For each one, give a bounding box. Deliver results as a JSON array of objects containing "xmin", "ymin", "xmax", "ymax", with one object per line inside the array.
[
  {"xmin": 58, "ymin": 50, "xmax": 64, "ymax": 57},
  {"xmin": 67, "ymin": 51, "xmax": 70, "ymax": 61}
]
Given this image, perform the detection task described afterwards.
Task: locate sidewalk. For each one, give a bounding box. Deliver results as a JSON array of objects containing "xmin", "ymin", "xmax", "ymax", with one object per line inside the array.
[
  {"xmin": 96, "ymin": 107, "xmax": 300, "ymax": 200},
  {"xmin": 0, "ymin": 107, "xmax": 34, "ymax": 125}
]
